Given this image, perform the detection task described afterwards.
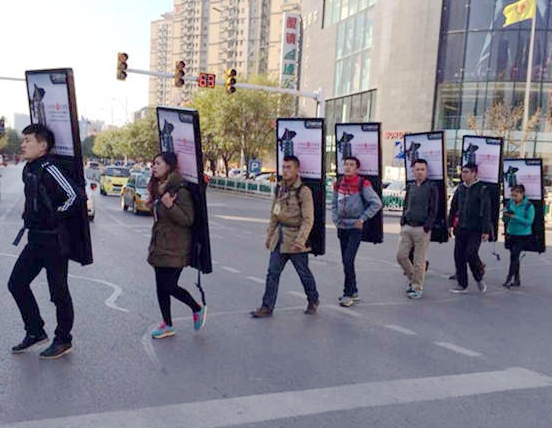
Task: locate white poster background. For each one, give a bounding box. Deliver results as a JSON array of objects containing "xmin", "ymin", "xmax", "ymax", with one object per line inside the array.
[
  {"xmin": 157, "ymin": 109, "xmax": 199, "ymax": 184},
  {"xmin": 26, "ymin": 72, "xmax": 74, "ymax": 156},
  {"xmin": 404, "ymin": 133, "xmax": 444, "ymax": 181},
  {"xmin": 462, "ymin": 136, "xmax": 502, "ymax": 184},
  {"xmin": 277, "ymin": 119, "xmax": 323, "ymax": 179},
  {"xmin": 503, "ymin": 159, "xmax": 542, "ymax": 200},
  {"xmin": 336, "ymin": 124, "xmax": 379, "ymax": 176}
]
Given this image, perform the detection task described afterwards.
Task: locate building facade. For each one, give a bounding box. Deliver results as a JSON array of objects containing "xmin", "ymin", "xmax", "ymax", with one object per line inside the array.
[{"xmin": 301, "ymin": 0, "xmax": 552, "ymax": 183}]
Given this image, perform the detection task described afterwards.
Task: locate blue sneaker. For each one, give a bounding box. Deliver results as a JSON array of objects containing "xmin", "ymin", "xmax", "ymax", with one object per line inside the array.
[
  {"xmin": 152, "ymin": 322, "xmax": 175, "ymax": 339},
  {"xmin": 193, "ymin": 306, "xmax": 207, "ymax": 331},
  {"xmin": 407, "ymin": 289, "xmax": 423, "ymax": 299},
  {"xmin": 405, "ymin": 284, "xmax": 413, "ymax": 294}
]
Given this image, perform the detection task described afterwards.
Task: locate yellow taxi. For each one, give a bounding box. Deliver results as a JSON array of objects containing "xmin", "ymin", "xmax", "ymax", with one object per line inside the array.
[
  {"xmin": 99, "ymin": 166, "xmax": 130, "ymax": 196},
  {"xmin": 121, "ymin": 172, "xmax": 152, "ymax": 214}
]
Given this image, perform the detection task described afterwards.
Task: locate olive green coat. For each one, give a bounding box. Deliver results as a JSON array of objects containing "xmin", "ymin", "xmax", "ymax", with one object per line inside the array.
[
  {"xmin": 147, "ymin": 172, "xmax": 194, "ymax": 268},
  {"xmin": 266, "ymin": 177, "xmax": 314, "ymax": 254}
]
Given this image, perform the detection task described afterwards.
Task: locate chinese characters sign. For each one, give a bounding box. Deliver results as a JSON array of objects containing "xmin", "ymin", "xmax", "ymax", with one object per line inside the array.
[{"xmin": 280, "ymin": 12, "xmax": 301, "ymax": 89}]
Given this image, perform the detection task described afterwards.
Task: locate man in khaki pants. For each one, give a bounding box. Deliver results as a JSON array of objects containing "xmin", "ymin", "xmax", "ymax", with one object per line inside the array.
[{"xmin": 397, "ymin": 159, "xmax": 439, "ymax": 299}]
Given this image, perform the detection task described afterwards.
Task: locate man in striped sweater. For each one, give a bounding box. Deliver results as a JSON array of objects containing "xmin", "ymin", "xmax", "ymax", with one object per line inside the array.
[{"xmin": 8, "ymin": 124, "xmax": 80, "ymax": 360}]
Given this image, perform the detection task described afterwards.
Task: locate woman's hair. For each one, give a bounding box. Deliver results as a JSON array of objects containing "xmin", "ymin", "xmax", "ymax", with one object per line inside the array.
[
  {"xmin": 147, "ymin": 152, "xmax": 179, "ymax": 204},
  {"xmin": 511, "ymin": 184, "xmax": 525, "ymax": 194}
]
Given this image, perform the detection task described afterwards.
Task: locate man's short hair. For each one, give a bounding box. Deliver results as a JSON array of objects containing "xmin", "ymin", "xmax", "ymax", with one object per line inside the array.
[
  {"xmin": 22, "ymin": 124, "xmax": 55, "ymax": 152},
  {"xmin": 283, "ymin": 155, "xmax": 300, "ymax": 168},
  {"xmin": 412, "ymin": 158, "xmax": 428, "ymax": 167},
  {"xmin": 344, "ymin": 156, "xmax": 361, "ymax": 168},
  {"xmin": 462, "ymin": 162, "xmax": 478, "ymax": 173}
]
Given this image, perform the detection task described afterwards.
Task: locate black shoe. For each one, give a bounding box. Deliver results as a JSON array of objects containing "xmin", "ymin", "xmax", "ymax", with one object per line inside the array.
[
  {"xmin": 39, "ymin": 341, "xmax": 72, "ymax": 360},
  {"xmin": 511, "ymin": 279, "xmax": 521, "ymax": 287},
  {"xmin": 304, "ymin": 299, "xmax": 319, "ymax": 314},
  {"xmin": 251, "ymin": 306, "xmax": 273, "ymax": 318},
  {"xmin": 449, "ymin": 273, "xmax": 457, "ymax": 280},
  {"xmin": 12, "ymin": 333, "xmax": 48, "ymax": 353},
  {"xmin": 503, "ymin": 277, "xmax": 514, "ymax": 288}
]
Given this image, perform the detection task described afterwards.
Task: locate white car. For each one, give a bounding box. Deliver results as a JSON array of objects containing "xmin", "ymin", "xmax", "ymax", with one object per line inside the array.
[
  {"xmin": 85, "ymin": 180, "xmax": 97, "ymax": 221},
  {"xmin": 381, "ymin": 180, "xmax": 406, "ymax": 211}
]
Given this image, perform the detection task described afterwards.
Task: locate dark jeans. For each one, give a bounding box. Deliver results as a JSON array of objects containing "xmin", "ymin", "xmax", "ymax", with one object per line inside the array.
[
  {"xmin": 8, "ymin": 241, "xmax": 73, "ymax": 343},
  {"xmin": 337, "ymin": 228, "xmax": 363, "ymax": 296},
  {"xmin": 508, "ymin": 235, "xmax": 531, "ymax": 281},
  {"xmin": 454, "ymin": 229, "xmax": 484, "ymax": 289},
  {"xmin": 154, "ymin": 266, "xmax": 201, "ymax": 326},
  {"xmin": 262, "ymin": 246, "xmax": 319, "ymax": 309}
]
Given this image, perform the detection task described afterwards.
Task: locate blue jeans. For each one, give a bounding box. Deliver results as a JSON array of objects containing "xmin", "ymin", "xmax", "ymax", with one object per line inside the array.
[
  {"xmin": 338, "ymin": 228, "xmax": 363, "ymax": 296},
  {"xmin": 262, "ymin": 246, "xmax": 319, "ymax": 309}
]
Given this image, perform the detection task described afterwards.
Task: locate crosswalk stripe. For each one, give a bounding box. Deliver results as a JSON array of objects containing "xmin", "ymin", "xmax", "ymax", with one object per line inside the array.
[{"xmin": 2, "ymin": 368, "xmax": 551, "ymax": 428}]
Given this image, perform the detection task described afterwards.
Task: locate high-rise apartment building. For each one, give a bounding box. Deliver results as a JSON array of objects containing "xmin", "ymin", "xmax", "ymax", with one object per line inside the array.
[{"xmin": 149, "ymin": 13, "xmax": 174, "ymax": 106}]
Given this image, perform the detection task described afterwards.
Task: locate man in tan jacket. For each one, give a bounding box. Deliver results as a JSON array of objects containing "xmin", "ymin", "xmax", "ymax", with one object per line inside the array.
[{"xmin": 251, "ymin": 155, "xmax": 320, "ymax": 317}]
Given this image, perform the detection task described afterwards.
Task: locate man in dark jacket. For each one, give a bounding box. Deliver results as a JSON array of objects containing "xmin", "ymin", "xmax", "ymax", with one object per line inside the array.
[
  {"xmin": 8, "ymin": 124, "xmax": 80, "ymax": 359},
  {"xmin": 397, "ymin": 159, "xmax": 438, "ymax": 299},
  {"xmin": 448, "ymin": 163, "xmax": 491, "ymax": 294}
]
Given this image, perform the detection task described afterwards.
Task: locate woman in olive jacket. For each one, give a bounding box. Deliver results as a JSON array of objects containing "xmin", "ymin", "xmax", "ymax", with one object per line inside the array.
[{"xmin": 147, "ymin": 152, "xmax": 206, "ymax": 338}]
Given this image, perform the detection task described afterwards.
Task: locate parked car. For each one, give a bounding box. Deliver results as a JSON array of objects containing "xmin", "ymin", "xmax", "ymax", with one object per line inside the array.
[
  {"xmin": 121, "ymin": 172, "xmax": 152, "ymax": 215},
  {"xmin": 85, "ymin": 179, "xmax": 97, "ymax": 221},
  {"xmin": 228, "ymin": 168, "xmax": 244, "ymax": 178},
  {"xmin": 255, "ymin": 172, "xmax": 277, "ymax": 183},
  {"xmin": 99, "ymin": 166, "xmax": 130, "ymax": 196}
]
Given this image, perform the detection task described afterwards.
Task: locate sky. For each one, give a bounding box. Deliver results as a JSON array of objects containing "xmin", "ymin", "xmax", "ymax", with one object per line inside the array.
[{"xmin": 1, "ymin": 0, "xmax": 173, "ymax": 127}]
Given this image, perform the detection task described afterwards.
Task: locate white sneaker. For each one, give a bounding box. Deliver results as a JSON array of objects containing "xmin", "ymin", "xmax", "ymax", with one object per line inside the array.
[{"xmin": 477, "ymin": 281, "xmax": 487, "ymax": 293}]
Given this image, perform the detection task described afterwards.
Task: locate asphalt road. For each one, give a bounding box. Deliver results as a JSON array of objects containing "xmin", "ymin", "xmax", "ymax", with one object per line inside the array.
[{"xmin": 0, "ymin": 163, "xmax": 552, "ymax": 428}]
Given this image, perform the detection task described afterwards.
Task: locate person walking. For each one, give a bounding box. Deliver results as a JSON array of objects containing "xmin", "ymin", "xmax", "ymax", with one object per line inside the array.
[
  {"xmin": 448, "ymin": 163, "xmax": 491, "ymax": 294},
  {"xmin": 396, "ymin": 159, "xmax": 439, "ymax": 299},
  {"xmin": 251, "ymin": 155, "xmax": 320, "ymax": 317},
  {"xmin": 332, "ymin": 156, "xmax": 382, "ymax": 307},
  {"xmin": 9, "ymin": 124, "xmax": 81, "ymax": 359},
  {"xmin": 147, "ymin": 152, "xmax": 206, "ymax": 338},
  {"xmin": 503, "ymin": 184, "xmax": 535, "ymax": 288}
]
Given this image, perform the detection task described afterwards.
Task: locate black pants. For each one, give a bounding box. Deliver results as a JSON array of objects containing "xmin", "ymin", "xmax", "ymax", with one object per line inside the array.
[
  {"xmin": 338, "ymin": 228, "xmax": 363, "ymax": 296},
  {"xmin": 154, "ymin": 266, "xmax": 201, "ymax": 326},
  {"xmin": 454, "ymin": 229, "xmax": 484, "ymax": 289},
  {"xmin": 8, "ymin": 241, "xmax": 73, "ymax": 343},
  {"xmin": 507, "ymin": 235, "xmax": 531, "ymax": 281}
]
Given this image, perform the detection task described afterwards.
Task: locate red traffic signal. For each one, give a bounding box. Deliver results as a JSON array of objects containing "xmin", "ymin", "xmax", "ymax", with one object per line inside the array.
[
  {"xmin": 198, "ymin": 73, "xmax": 216, "ymax": 88},
  {"xmin": 225, "ymin": 69, "xmax": 237, "ymax": 94},
  {"xmin": 117, "ymin": 52, "xmax": 128, "ymax": 81},
  {"xmin": 174, "ymin": 60, "xmax": 186, "ymax": 87}
]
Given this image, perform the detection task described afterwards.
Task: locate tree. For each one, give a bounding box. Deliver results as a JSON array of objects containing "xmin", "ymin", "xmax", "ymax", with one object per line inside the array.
[
  {"xmin": 191, "ymin": 75, "xmax": 297, "ymax": 176},
  {"xmin": 81, "ymin": 136, "xmax": 96, "ymax": 159},
  {"xmin": 0, "ymin": 128, "xmax": 21, "ymax": 155}
]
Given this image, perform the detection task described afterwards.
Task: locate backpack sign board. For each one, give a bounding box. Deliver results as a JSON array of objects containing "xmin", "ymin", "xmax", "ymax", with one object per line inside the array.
[
  {"xmin": 403, "ymin": 131, "xmax": 448, "ymax": 243},
  {"xmin": 335, "ymin": 122, "xmax": 383, "ymax": 243},
  {"xmin": 156, "ymin": 107, "xmax": 212, "ymax": 273},
  {"xmin": 25, "ymin": 68, "xmax": 93, "ymax": 265},
  {"xmin": 503, "ymin": 158, "xmax": 546, "ymax": 253},
  {"xmin": 461, "ymin": 136, "xmax": 503, "ymax": 242},
  {"xmin": 276, "ymin": 118, "xmax": 325, "ymax": 255}
]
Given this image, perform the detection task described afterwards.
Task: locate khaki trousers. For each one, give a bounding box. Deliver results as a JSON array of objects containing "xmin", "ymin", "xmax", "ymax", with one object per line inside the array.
[{"xmin": 397, "ymin": 225, "xmax": 430, "ymax": 290}]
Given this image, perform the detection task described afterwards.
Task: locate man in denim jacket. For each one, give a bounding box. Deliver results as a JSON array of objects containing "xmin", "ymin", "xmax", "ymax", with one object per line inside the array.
[{"xmin": 332, "ymin": 156, "xmax": 382, "ymax": 307}]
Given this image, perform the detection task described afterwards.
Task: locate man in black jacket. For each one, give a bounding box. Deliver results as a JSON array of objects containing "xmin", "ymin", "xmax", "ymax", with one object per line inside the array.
[
  {"xmin": 448, "ymin": 163, "xmax": 491, "ymax": 294},
  {"xmin": 397, "ymin": 159, "xmax": 439, "ymax": 299},
  {"xmin": 8, "ymin": 124, "xmax": 80, "ymax": 359}
]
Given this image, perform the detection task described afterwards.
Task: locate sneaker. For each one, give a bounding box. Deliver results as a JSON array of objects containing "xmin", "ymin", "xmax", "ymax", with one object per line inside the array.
[
  {"xmin": 151, "ymin": 322, "xmax": 175, "ymax": 339},
  {"xmin": 251, "ymin": 306, "xmax": 273, "ymax": 318},
  {"xmin": 405, "ymin": 284, "xmax": 413, "ymax": 294},
  {"xmin": 477, "ymin": 280, "xmax": 487, "ymax": 293},
  {"xmin": 304, "ymin": 299, "xmax": 319, "ymax": 314},
  {"xmin": 339, "ymin": 296, "xmax": 354, "ymax": 307},
  {"xmin": 408, "ymin": 289, "xmax": 423, "ymax": 299},
  {"xmin": 39, "ymin": 341, "xmax": 72, "ymax": 360},
  {"xmin": 449, "ymin": 286, "xmax": 468, "ymax": 294},
  {"xmin": 12, "ymin": 332, "xmax": 48, "ymax": 354},
  {"xmin": 193, "ymin": 306, "xmax": 207, "ymax": 331},
  {"xmin": 338, "ymin": 293, "xmax": 359, "ymax": 302}
]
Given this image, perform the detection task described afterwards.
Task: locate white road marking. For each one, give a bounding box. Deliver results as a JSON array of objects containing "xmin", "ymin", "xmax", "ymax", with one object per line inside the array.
[
  {"xmin": 4, "ymin": 368, "xmax": 551, "ymax": 428},
  {"xmin": 221, "ymin": 266, "xmax": 241, "ymax": 274},
  {"xmin": 216, "ymin": 215, "xmax": 269, "ymax": 224},
  {"xmin": 384, "ymin": 324, "xmax": 417, "ymax": 335},
  {"xmin": 434, "ymin": 342, "xmax": 482, "ymax": 357},
  {"xmin": 324, "ymin": 304, "xmax": 364, "ymax": 318},
  {"xmin": 68, "ymin": 274, "xmax": 130, "ymax": 313},
  {"xmin": 246, "ymin": 276, "xmax": 265, "ymax": 284}
]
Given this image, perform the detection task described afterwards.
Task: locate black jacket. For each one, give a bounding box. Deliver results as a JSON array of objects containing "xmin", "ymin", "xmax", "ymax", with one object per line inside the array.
[
  {"xmin": 448, "ymin": 180, "xmax": 491, "ymax": 234},
  {"xmin": 22, "ymin": 156, "xmax": 80, "ymax": 232},
  {"xmin": 400, "ymin": 179, "xmax": 439, "ymax": 230}
]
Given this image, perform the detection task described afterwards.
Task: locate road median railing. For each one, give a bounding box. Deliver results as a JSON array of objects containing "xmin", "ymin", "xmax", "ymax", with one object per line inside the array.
[{"xmin": 209, "ymin": 177, "xmax": 277, "ymax": 198}]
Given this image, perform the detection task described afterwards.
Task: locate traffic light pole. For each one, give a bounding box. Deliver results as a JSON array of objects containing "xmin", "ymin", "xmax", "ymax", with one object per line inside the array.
[{"xmin": 126, "ymin": 68, "xmax": 325, "ymax": 118}]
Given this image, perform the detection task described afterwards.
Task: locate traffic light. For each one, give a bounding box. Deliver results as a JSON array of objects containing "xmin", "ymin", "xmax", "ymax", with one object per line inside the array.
[
  {"xmin": 116, "ymin": 52, "xmax": 128, "ymax": 81},
  {"xmin": 225, "ymin": 69, "xmax": 237, "ymax": 94},
  {"xmin": 0, "ymin": 117, "xmax": 4, "ymax": 136},
  {"xmin": 174, "ymin": 61, "xmax": 185, "ymax": 87}
]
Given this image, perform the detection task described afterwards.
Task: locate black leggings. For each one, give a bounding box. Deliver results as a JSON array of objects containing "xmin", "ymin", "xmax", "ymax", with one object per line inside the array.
[
  {"xmin": 508, "ymin": 235, "xmax": 531, "ymax": 281},
  {"xmin": 154, "ymin": 266, "xmax": 201, "ymax": 326}
]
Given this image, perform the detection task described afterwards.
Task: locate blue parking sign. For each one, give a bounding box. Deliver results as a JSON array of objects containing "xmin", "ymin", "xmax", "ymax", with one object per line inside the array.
[{"xmin": 249, "ymin": 159, "xmax": 261, "ymax": 174}]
